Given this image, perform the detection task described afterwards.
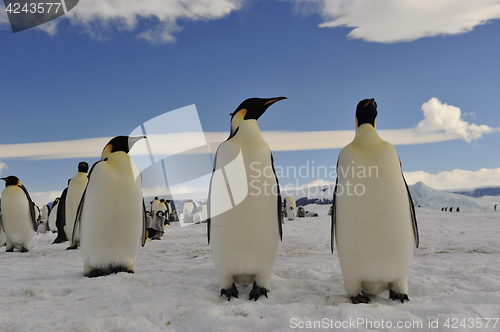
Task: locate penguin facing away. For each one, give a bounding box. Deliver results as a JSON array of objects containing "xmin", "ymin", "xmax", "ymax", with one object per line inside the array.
[
  {"xmin": 74, "ymin": 136, "xmax": 147, "ymax": 277},
  {"xmin": 48, "ymin": 198, "xmax": 59, "ymax": 233},
  {"xmin": 65, "ymin": 161, "xmax": 89, "ymax": 250},
  {"xmin": 1, "ymin": 176, "xmax": 37, "ymax": 252},
  {"xmin": 331, "ymin": 99, "xmax": 419, "ymax": 304},
  {"xmin": 208, "ymin": 97, "xmax": 285, "ymax": 301},
  {"xmin": 53, "ymin": 184, "xmax": 69, "ymax": 244}
]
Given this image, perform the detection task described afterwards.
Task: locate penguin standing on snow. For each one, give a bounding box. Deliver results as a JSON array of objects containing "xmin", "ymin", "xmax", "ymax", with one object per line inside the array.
[
  {"xmin": 296, "ymin": 206, "xmax": 306, "ymax": 218},
  {"xmin": 53, "ymin": 183, "xmax": 69, "ymax": 244},
  {"xmin": 65, "ymin": 162, "xmax": 89, "ymax": 250},
  {"xmin": 74, "ymin": 136, "xmax": 147, "ymax": 277},
  {"xmin": 208, "ymin": 97, "xmax": 285, "ymax": 301},
  {"xmin": 1, "ymin": 176, "xmax": 37, "ymax": 252},
  {"xmin": 283, "ymin": 197, "xmax": 296, "ymax": 221},
  {"xmin": 331, "ymin": 99, "xmax": 419, "ymax": 304},
  {"xmin": 48, "ymin": 198, "xmax": 59, "ymax": 233}
]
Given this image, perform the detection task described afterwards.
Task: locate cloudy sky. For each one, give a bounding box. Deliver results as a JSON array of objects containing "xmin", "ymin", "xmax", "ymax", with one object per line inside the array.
[{"xmin": 1, "ymin": 0, "xmax": 500, "ymax": 206}]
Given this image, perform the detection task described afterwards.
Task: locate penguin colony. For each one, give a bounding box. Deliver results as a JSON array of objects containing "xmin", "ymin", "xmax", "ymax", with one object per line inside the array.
[{"xmin": 2, "ymin": 97, "xmax": 421, "ymax": 305}]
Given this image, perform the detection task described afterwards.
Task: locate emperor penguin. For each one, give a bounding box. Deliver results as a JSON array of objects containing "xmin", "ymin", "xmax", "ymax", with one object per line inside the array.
[
  {"xmin": 208, "ymin": 97, "xmax": 285, "ymax": 301},
  {"xmin": 296, "ymin": 206, "xmax": 306, "ymax": 218},
  {"xmin": 331, "ymin": 99, "xmax": 419, "ymax": 304},
  {"xmin": 284, "ymin": 196, "xmax": 296, "ymax": 221},
  {"xmin": 48, "ymin": 198, "xmax": 59, "ymax": 233},
  {"xmin": 1, "ymin": 176, "xmax": 37, "ymax": 252},
  {"xmin": 151, "ymin": 210, "xmax": 165, "ymax": 240},
  {"xmin": 41, "ymin": 204, "xmax": 51, "ymax": 228},
  {"xmin": 53, "ymin": 184, "xmax": 69, "ymax": 244},
  {"xmin": 150, "ymin": 197, "xmax": 160, "ymax": 214},
  {"xmin": 75, "ymin": 136, "xmax": 147, "ymax": 277},
  {"xmin": 65, "ymin": 162, "xmax": 89, "ymax": 250},
  {"xmin": 182, "ymin": 200, "xmax": 196, "ymax": 224}
]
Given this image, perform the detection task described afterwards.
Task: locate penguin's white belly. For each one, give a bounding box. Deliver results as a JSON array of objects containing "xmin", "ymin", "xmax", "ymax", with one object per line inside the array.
[
  {"xmin": 336, "ymin": 148, "xmax": 414, "ymax": 289},
  {"xmin": 1, "ymin": 189, "xmax": 33, "ymax": 246},
  {"xmin": 48, "ymin": 204, "xmax": 58, "ymax": 232},
  {"xmin": 210, "ymin": 147, "xmax": 279, "ymax": 285},
  {"xmin": 80, "ymin": 162, "xmax": 142, "ymax": 269}
]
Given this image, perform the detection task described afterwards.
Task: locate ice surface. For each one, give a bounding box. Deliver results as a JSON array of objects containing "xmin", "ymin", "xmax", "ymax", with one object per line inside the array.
[{"xmin": 0, "ymin": 204, "xmax": 499, "ymax": 331}]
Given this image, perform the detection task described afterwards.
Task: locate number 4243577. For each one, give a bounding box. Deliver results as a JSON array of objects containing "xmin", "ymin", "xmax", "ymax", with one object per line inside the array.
[{"xmin": 5, "ymin": 2, "xmax": 62, "ymax": 14}]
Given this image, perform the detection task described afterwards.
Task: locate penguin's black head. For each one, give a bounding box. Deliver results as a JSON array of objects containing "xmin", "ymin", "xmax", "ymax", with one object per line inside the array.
[
  {"xmin": 101, "ymin": 135, "xmax": 146, "ymax": 160},
  {"xmin": 78, "ymin": 162, "xmax": 89, "ymax": 173},
  {"xmin": 229, "ymin": 97, "xmax": 287, "ymax": 136},
  {"xmin": 1, "ymin": 176, "xmax": 20, "ymax": 187},
  {"xmin": 356, "ymin": 98, "xmax": 377, "ymax": 128}
]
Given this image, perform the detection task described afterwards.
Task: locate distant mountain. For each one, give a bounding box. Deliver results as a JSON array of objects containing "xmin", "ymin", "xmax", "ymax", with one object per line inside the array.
[
  {"xmin": 409, "ymin": 181, "xmax": 489, "ymax": 211},
  {"xmin": 295, "ymin": 197, "xmax": 332, "ymax": 207},
  {"xmin": 452, "ymin": 187, "xmax": 500, "ymax": 198}
]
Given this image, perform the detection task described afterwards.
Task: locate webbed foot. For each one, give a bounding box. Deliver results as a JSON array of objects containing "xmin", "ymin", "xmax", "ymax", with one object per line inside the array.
[
  {"xmin": 249, "ymin": 281, "xmax": 268, "ymax": 301},
  {"xmin": 66, "ymin": 244, "xmax": 78, "ymax": 250},
  {"xmin": 389, "ymin": 290, "xmax": 410, "ymax": 303},
  {"xmin": 220, "ymin": 283, "xmax": 239, "ymax": 301},
  {"xmin": 350, "ymin": 293, "xmax": 371, "ymax": 304},
  {"xmin": 111, "ymin": 266, "xmax": 134, "ymax": 274},
  {"xmin": 21, "ymin": 247, "xmax": 29, "ymax": 252},
  {"xmin": 85, "ymin": 270, "xmax": 105, "ymax": 278}
]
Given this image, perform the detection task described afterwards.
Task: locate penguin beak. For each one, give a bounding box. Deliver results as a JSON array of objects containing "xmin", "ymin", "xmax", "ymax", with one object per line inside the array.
[
  {"xmin": 247, "ymin": 97, "xmax": 287, "ymax": 120},
  {"xmin": 128, "ymin": 136, "xmax": 146, "ymax": 151}
]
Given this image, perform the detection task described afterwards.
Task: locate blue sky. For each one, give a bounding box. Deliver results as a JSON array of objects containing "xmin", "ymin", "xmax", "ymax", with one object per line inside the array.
[{"xmin": 1, "ymin": 0, "xmax": 500, "ymax": 206}]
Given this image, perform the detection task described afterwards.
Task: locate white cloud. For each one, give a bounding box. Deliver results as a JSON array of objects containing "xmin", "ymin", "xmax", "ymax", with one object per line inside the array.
[
  {"xmin": 0, "ymin": 128, "xmax": 465, "ymax": 161},
  {"xmin": 30, "ymin": 190, "xmax": 64, "ymax": 207},
  {"xmin": 404, "ymin": 167, "xmax": 500, "ymax": 190},
  {"xmin": 67, "ymin": 0, "xmax": 244, "ymax": 42},
  {"xmin": 415, "ymin": 97, "xmax": 496, "ymax": 143},
  {"xmin": 0, "ymin": 0, "xmax": 244, "ymax": 42},
  {"xmin": 293, "ymin": 0, "xmax": 500, "ymax": 43},
  {"xmin": 0, "ymin": 160, "xmax": 7, "ymax": 174}
]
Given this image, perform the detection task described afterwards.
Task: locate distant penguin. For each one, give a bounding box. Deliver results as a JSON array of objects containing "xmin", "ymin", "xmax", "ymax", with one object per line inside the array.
[
  {"xmin": 1, "ymin": 176, "xmax": 37, "ymax": 252},
  {"xmin": 449, "ymin": 207, "xmax": 453, "ymax": 212},
  {"xmin": 65, "ymin": 161, "xmax": 89, "ymax": 250},
  {"xmin": 183, "ymin": 200, "xmax": 196, "ymax": 224},
  {"xmin": 193, "ymin": 212, "xmax": 202, "ymax": 224},
  {"xmin": 37, "ymin": 221, "xmax": 47, "ymax": 234},
  {"xmin": 201, "ymin": 204, "xmax": 208, "ymax": 222},
  {"xmin": 456, "ymin": 207, "xmax": 460, "ymax": 212},
  {"xmin": 151, "ymin": 211, "xmax": 165, "ymax": 240},
  {"xmin": 34, "ymin": 204, "xmax": 40, "ymax": 224},
  {"xmin": 441, "ymin": 207, "xmax": 444, "ymax": 211},
  {"xmin": 41, "ymin": 204, "xmax": 51, "ymax": 228},
  {"xmin": 296, "ymin": 206, "xmax": 306, "ymax": 218},
  {"xmin": 332, "ymin": 99, "xmax": 419, "ymax": 304},
  {"xmin": 48, "ymin": 198, "xmax": 59, "ymax": 233},
  {"xmin": 145, "ymin": 211, "xmax": 153, "ymax": 229},
  {"xmin": 151, "ymin": 197, "xmax": 160, "ymax": 214},
  {"xmin": 327, "ymin": 205, "xmax": 333, "ymax": 216},
  {"xmin": 171, "ymin": 210, "xmax": 179, "ymax": 222},
  {"xmin": 284, "ymin": 197, "xmax": 296, "ymax": 221},
  {"xmin": 208, "ymin": 97, "xmax": 285, "ymax": 301},
  {"xmin": 159, "ymin": 199, "xmax": 170, "ymax": 225},
  {"xmin": 53, "ymin": 182, "xmax": 70, "ymax": 244},
  {"xmin": 306, "ymin": 211, "xmax": 318, "ymax": 217},
  {"xmin": 445, "ymin": 207, "xmax": 448, "ymax": 211},
  {"xmin": 75, "ymin": 136, "xmax": 147, "ymax": 277},
  {"xmin": 494, "ymin": 204, "xmax": 497, "ymax": 212}
]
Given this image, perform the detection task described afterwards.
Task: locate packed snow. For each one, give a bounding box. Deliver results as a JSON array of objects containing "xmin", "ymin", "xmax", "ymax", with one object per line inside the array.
[{"xmin": 1, "ymin": 200, "xmax": 499, "ymax": 331}]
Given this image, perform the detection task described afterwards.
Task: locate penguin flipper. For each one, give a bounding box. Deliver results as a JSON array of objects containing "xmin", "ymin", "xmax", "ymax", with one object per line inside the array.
[
  {"xmin": 141, "ymin": 199, "xmax": 147, "ymax": 247},
  {"xmin": 400, "ymin": 160, "xmax": 419, "ymax": 248},
  {"xmin": 331, "ymin": 160, "xmax": 339, "ymax": 253},
  {"xmin": 19, "ymin": 184, "xmax": 37, "ymax": 230},
  {"xmin": 270, "ymin": 153, "xmax": 282, "ymax": 241}
]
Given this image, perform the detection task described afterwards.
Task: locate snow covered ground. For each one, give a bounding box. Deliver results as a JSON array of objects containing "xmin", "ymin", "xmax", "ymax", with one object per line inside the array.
[{"xmin": 1, "ymin": 205, "xmax": 499, "ymax": 331}]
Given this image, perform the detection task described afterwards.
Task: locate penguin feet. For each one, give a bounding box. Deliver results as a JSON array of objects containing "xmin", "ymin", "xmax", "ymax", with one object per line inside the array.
[
  {"xmin": 249, "ymin": 281, "xmax": 268, "ymax": 301},
  {"xmin": 52, "ymin": 237, "xmax": 66, "ymax": 244},
  {"xmin": 6, "ymin": 248, "xmax": 14, "ymax": 252},
  {"xmin": 21, "ymin": 247, "xmax": 29, "ymax": 253},
  {"xmin": 111, "ymin": 266, "xmax": 134, "ymax": 274},
  {"xmin": 350, "ymin": 293, "xmax": 371, "ymax": 304},
  {"xmin": 220, "ymin": 283, "xmax": 239, "ymax": 301},
  {"xmin": 85, "ymin": 270, "xmax": 105, "ymax": 278},
  {"xmin": 66, "ymin": 244, "xmax": 78, "ymax": 250},
  {"xmin": 389, "ymin": 290, "xmax": 410, "ymax": 303}
]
